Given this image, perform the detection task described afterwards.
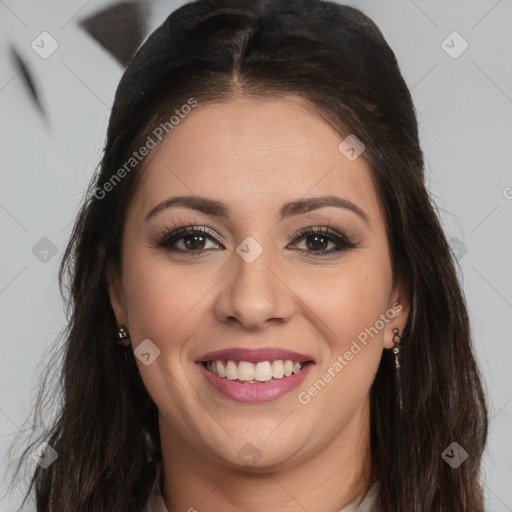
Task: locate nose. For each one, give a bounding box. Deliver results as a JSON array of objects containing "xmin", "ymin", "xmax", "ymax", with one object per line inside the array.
[{"xmin": 214, "ymin": 245, "xmax": 295, "ymax": 330}]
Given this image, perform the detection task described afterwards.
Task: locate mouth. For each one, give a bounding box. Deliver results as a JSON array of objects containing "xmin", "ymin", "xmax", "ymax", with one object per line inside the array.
[
  {"xmin": 195, "ymin": 347, "xmax": 315, "ymax": 402},
  {"xmin": 201, "ymin": 359, "xmax": 314, "ymax": 384},
  {"xmin": 196, "ymin": 359, "xmax": 314, "ymax": 403}
]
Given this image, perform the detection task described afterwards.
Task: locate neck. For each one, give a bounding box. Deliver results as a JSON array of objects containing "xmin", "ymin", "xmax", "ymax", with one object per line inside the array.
[{"xmin": 158, "ymin": 398, "xmax": 372, "ymax": 512}]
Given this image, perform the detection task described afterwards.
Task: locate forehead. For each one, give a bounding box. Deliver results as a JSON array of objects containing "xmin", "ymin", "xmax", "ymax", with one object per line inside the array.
[{"xmin": 131, "ymin": 96, "xmax": 382, "ymax": 224}]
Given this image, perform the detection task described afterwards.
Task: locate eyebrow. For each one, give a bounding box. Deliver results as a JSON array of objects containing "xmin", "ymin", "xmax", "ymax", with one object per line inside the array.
[{"xmin": 145, "ymin": 194, "xmax": 370, "ymax": 226}]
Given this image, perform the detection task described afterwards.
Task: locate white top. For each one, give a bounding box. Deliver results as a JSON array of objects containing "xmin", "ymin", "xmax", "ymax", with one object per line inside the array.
[{"xmin": 144, "ymin": 478, "xmax": 379, "ymax": 512}]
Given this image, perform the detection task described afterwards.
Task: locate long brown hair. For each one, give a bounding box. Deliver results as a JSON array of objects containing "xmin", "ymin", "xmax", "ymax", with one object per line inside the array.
[{"xmin": 7, "ymin": 1, "xmax": 488, "ymax": 510}]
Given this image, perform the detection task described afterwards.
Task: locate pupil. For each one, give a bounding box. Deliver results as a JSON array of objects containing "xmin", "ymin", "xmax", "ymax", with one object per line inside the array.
[{"xmin": 307, "ymin": 235, "xmax": 328, "ymax": 251}]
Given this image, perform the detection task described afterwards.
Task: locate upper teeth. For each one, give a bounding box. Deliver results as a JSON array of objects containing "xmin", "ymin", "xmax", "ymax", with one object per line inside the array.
[{"xmin": 206, "ymin": 360, "xmax": 304, "ymax": 382}]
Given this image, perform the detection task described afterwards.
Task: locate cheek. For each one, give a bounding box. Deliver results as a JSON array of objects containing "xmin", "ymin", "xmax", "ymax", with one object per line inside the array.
[
  {"xmin": 298, "ymin": 263, "xmax": 392, "ymax": 413},
  {"xmin": 120, "ymin": 249, "xmax": 199, "ymax": 346},
  {"xmin": 300, "ymin": 254, "xmax": 392, "ymax": 349},
  {"xmin": 119, "ymin": 249, "xmax": 206, "ymax": 414}
]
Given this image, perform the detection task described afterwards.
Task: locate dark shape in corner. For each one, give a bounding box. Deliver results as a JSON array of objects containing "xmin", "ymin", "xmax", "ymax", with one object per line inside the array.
[
  {"xmin": 79, "ymin": 2, "xmax": 150, "ymax": 67},
  {"xmin": 10, "ymin": 45, "xmax": 46, "ymax": 118}
]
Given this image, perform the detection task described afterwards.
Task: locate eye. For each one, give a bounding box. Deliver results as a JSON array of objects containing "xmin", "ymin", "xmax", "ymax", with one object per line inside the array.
[
  {"xmin": 289, "ymin": 226, "xmax": 356, "ymax": 257},
  {"xmin": 157, "ymin": 224, "xmax": 223, "ymax": 256}
]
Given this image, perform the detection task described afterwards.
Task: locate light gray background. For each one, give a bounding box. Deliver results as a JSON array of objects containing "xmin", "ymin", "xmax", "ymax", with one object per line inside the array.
[{"xmin": 0, "ymin": 0, "xmax": 511, "ymax": 510}]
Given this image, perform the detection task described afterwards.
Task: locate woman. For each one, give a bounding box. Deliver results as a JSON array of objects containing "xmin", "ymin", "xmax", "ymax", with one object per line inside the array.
[{"xmin": 9, "ymin": 0, "xmax": 488, "ymax": 510}]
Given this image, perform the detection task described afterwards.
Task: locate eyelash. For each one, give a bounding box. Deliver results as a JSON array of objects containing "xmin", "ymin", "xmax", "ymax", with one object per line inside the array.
[{"xmin": 156, "ymin": 221, "xmax": 356, "ymax": 258}]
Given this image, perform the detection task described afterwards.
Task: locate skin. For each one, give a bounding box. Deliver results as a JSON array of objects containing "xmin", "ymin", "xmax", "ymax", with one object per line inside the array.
[{"xmin": 107, "ymin": 94, "xmax": 409, "ymax": 512}]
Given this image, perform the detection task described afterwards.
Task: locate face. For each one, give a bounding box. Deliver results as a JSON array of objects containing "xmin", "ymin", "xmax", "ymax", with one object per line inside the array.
[{"xmin": 107, "ymin": 95, "xmax": 409, "ymax": 472}]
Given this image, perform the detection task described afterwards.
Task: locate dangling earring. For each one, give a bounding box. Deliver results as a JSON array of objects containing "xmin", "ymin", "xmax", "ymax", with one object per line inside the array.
[
  {"xmin": 116, "ymin": 325, "xmax": 130, "ymax": 346},
  {"xmin": 392, "ymin": 328, "xmax": 403, "ymax": 411}
]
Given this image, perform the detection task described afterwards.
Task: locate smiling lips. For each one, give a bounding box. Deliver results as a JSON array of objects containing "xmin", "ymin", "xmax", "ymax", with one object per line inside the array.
[{"xmin": 195, "ymin": 347, "xmax": 315, "ymax": 402}]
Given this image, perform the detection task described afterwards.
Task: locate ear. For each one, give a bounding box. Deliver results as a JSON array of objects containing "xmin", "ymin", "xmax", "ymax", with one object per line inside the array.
[
  {"xmin": 383, "ymin": 274, "xmax": 410, "ymax": 350},
  {"xmin": 105, "ymin": 261, "xmax": 127, "ymax": 326}
]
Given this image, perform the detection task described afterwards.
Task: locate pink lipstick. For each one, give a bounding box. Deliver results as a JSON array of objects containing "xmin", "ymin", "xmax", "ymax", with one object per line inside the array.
[{"xmin": 195, "ymin": 347, "xmax": 315, "ymax": 403}]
